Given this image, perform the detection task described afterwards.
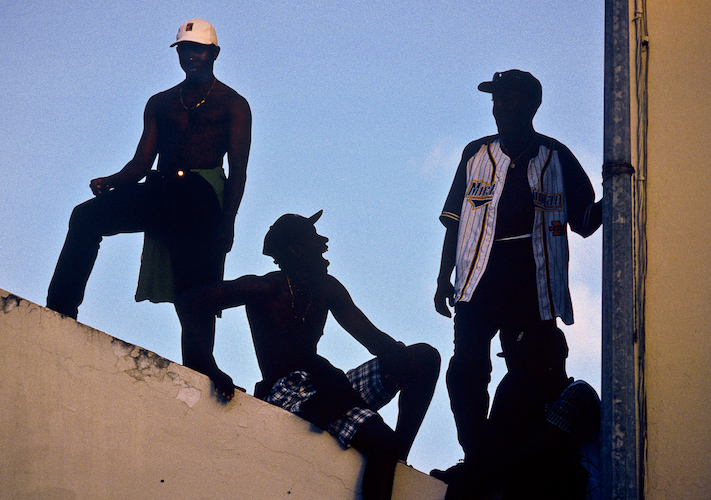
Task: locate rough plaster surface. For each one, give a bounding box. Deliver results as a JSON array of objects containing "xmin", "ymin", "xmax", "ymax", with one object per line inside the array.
[{"xmin": 0, "ymin": 289, "xmax": 447, "ymax": 499}]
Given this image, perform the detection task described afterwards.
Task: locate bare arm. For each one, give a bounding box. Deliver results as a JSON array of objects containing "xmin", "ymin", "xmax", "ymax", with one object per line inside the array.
[
  {"xmin": 176, "ymin": 274, "xmax": 263, "ymax": 316},
  {"xmin": 90, "ymin": 98, "xmax": 160, "ymax": 195},
  {"xmin": 434, "ymin": 224, "xmax": 457, "ymax": 318},
  {"xmin": 327, "ymin": 278, "xmax": 403, "ymax": 359},
  {"xmin": 217, "ymin": 95, "xmax": 252, "ymax": 254}
]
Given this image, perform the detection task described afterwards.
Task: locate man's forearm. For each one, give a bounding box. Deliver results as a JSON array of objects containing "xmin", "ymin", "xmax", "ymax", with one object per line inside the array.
[
  {"xmin": 367, "ymin": 330, "xmax": 402, "ymax": 359},
  {"xmin": 115, "ymin": 158, "xmax": 153, "ymax": 184},
  {"xmin": 437, "ymin": 227, "xmax": 457, "ymax": 283},
  {"xmin": 222, "ymin": 174, "xmax": 245, "ymax": 219}
]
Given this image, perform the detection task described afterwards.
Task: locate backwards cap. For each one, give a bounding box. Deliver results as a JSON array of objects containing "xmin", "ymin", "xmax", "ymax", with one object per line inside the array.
[
  {"xmin": 170, "ymin": 18, "xmax": 218, "ymax": 47},
  {"xmin": 498, "ymin": 326, "xmax": 569, "ymax": 375},
  {"xmin": 263, "ymin": 210, "xmax": 323, "ymax": 259}
]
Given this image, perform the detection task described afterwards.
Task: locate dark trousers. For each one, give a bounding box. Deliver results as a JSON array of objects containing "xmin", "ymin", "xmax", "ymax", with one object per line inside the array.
[
  {"xmin": 47, "ymin": 172, "xmax": 222, "ymax": 318},
  {"xmin": 446, "ymin": 238, "xmax": 557, "ymax": 459},
  {"xmin": 446, "ymin": 370, "xmax": 587, "ymax": 500}
]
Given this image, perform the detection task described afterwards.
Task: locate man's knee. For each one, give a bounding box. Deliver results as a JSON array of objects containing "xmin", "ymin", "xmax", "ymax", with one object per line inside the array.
[
  {"xmin": 350, "ymin": 415, "xmax": 398, "ymax": 458},
  {"xmin": 385, "ymin": 343, "xmax": 440, "ymax": 390},
  {"xmin": 68, "ymin": 198, "xmax": 109, "ymax": 235},
  {"xmin": 446, "ymin": 351, "xmax": 492, "ymax": 390},
  {"xmin": 68, "ymin": 201, "xmax": 94, "ymax": 229},
  {"xmin": 406, "ymin": 343, "xmax": 441, "ymax": 380}
]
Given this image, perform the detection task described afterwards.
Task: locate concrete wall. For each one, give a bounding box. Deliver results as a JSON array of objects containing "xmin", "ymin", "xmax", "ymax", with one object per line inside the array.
[
  {"xmin": 0, "ymin": 289, "xmax": 446, "ymax": 500},
  {"xmin": 642, "ymin": 0, "xmax": 711, "ymax": 498}
]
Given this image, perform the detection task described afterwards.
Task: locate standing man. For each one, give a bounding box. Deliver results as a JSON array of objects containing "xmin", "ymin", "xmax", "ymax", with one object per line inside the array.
[
  {"xmin": 432, "ymin": 70, "xmax": 601, "ymax": 479},
  {"xmin": 176, "ymin": 211, "xmax": 441, "ymax": 499},
  {"xmin": 47, "ymin": 18, "xmax": 251, "ymax": 392}
]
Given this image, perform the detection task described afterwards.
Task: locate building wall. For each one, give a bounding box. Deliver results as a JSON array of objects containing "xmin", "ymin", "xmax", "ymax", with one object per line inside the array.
[
  {"xmin": 0, "ymin": 289, "xmax": 446, "ymax": 500},
  {"xmin": 642, "ymin": 1, "xmax": 711, "ymax": 497}
]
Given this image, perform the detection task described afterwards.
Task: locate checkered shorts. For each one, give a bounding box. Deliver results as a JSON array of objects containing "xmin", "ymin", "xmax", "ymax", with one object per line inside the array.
[
  {"xmin": 265, "ymin": 358, "xmax": 396, "ymax": 447},
  {"xmin": 545, "ymin": 380, "xmax": 600, "ymax": 437}
]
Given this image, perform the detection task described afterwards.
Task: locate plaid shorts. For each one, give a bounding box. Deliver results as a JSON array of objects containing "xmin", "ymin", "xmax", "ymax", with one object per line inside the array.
[
  {"xmin": 265, "ymin": 358, "xmax": 397, "ymax": 447},
  {"xmin": 264, "ymin": 371, "xmax": 317, "ymax": 414}
]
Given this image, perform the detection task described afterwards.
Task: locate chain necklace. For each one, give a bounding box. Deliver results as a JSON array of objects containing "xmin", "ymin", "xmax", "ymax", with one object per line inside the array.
[
  {"xmin": 180, "ymin": 78, "xmax": 216, "ymax": 110},
  {"xmin": 286, "ymin": 275, "xmax": 313, "ymax": 323},
  {"xmin": 501, "ymin": 137, "xmax": 537, "ymax": 169}
]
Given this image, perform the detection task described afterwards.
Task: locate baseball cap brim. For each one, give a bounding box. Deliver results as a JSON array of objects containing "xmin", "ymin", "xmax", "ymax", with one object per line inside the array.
[
  {"xmin": 170, "ymin": 37, "xmax": 215, "ymax": 47},
  {"xmin": 477, "ymin": 81, "xmax": 496, "ymax": 93},
  {"xmin": 307, "ymin": 210, "xmax": 323, "ymax": 224}
]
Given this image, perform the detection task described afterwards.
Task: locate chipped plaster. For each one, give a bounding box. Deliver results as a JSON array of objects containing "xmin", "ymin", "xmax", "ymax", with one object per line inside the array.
[{"xmin": 0, "ymin": 289, "xmax": 447, "ymax": 499}]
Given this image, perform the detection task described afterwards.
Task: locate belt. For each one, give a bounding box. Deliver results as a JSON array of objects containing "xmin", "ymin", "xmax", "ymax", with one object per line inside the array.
[{"xmin": 495, "ymin": 233, "xmax": 532, "ymax": 242}]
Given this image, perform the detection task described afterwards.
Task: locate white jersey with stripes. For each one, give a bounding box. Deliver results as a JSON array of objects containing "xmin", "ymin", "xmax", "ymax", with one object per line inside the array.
[{"xmin": 441, "ymin": 136, "xmax": 585, "ymax": 325}]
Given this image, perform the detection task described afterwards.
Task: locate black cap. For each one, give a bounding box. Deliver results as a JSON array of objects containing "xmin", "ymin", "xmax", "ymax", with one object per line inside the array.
[
  {"xmin": 478, "ymin": 69, "xmax": 542, "ymax": 107},
  {"xmin": 263, "ymin": 210, "xmax": 323, "ymax": 259},
  {"xmin": 497, "ymin": 327, "xmax": 569, "ymax": 364}
]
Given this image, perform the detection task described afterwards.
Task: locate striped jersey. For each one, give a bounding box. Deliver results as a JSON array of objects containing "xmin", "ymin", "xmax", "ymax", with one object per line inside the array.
[{"xmin": 440, "ymin": 135, "xmax": 599, "ymax": 325}]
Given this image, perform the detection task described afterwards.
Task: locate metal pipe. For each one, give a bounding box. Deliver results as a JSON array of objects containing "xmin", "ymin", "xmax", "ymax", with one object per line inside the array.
[{"xmin": 602, "ymin": 0, "xmax": 639, "ymax": 498}]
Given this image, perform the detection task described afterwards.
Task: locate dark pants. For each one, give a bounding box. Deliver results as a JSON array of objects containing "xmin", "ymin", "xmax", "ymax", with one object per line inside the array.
[
  {"xmin": 446, "ymin": 369, "xmax": 588, "ymax": 500},
  {"xmin": 486, "ymin": 326, "xmax": 570, "ymax": 475},
  {"xmin": 47, "ymin": 172, "xmax": 222, "ymax": 318},
  {"xmin": 446, "ymin": 238, "xmax": 558, "ymax": 460}
]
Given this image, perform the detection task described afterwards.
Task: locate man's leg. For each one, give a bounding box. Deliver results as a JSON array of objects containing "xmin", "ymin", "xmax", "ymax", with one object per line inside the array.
[
  {"xmin": 47, "ymin": 186, "xmax": 149, "ymax": 318},
  {"xmin": 446, "ymin": 303, "xmax": 499, "ymax": 463},
  {"xmin": 349, "ymin": 415, "xmax": 399, "ymax": 500},
  {"xmin": 444, "ymin": 370, "xmax": 557, "ymax": 500},
  {"xmin": 431, "ymin": 303, "xmax": 498, "ymax": 485},
  {"xmin": 159, "ymin": 172, "xmax": 223, "ymax": 297},
  {"xmin": 279, "ymin": 375, "xmax": 398, "ymax": 500},
  {"xmin": 175, "ymin": 300, "xmax": 236, "ymax": 400},
  {"xmin": 379, "ymin": 343, "xmax": 441, "ymax": 461},
  {"xmin": 161, "ymin": 173, "xmax": 233, "ymax": 397},
  {"xmin": 445, "ymin": 326, "xmax": 564, "ymax": 498}
]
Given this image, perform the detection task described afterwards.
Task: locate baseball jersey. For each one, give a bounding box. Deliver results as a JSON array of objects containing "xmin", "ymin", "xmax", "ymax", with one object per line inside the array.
[{"xmin": 441, "ymin": 135, "xmax": 598, "ymax": 325}]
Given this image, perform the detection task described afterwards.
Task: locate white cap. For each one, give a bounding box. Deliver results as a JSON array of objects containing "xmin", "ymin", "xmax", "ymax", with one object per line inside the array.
[{"xmin": 170, "ymin": 18, "xmax": 218, "ymax": 47}]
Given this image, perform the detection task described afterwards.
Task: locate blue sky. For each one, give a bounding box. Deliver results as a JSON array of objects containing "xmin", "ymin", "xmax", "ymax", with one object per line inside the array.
[{"xmin": 1, "ymin": 1, "xmax": 603, "ymax": 474}]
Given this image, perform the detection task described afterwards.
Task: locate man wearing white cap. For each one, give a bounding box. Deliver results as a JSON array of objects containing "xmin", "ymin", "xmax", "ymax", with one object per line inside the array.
[{"xmin": 47, "ymin": 18, "xmax": 252, "ymax": 396}]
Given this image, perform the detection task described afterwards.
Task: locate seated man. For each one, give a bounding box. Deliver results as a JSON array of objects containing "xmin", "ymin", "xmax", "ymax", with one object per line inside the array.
[
  {"xmin": 443, "ymin": 327, "xmax": 601, "ymax": 500},
  {"xmin": 176, "ymin": 210, "xmax": 441, "ymax": 500}
]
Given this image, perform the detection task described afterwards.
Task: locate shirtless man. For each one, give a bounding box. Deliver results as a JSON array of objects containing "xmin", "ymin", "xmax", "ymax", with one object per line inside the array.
[
  {"xmin": 46, "ymin": 19, "xmax": 251, "ymax": 391},
  {"xmin": 176, "ymin": 211, "xmax": 441, "ymax": 500}
]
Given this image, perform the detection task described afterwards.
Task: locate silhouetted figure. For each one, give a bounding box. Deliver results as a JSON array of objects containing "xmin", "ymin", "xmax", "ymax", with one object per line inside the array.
[
  {"xmin": 444, "ymin": 327, "xmax": 601, "ymax": 500},
  {"xmin": 46, "ymin": 18, "xmax": 251, "ymax": 393},
  {"xmin": 176, "ymin": 211, "xmax": 441, "ymax": 500},
  {"xmin": 432, "ymin": 70, "xmax": 602, "ymax": 475}
]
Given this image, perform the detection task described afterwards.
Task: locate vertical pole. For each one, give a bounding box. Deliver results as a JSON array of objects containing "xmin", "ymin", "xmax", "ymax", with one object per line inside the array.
[{"xmin": 602, "ymin": 0, "xmax": 639, "ymax": 498}]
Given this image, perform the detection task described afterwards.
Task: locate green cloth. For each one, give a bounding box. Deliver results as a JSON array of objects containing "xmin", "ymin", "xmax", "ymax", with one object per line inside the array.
[{"xmin": 134, "ymin": 167, "xmax": 226, "ymax": 304}]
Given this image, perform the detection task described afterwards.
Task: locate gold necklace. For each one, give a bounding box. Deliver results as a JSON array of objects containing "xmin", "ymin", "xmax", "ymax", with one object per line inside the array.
[
  {"xmin": 286, "ymin": 275, "xmax": 312, "ymax": 323},
  {"xmin": 502, "ymin": 138, "xmax": 537, "ymax": 168},
  {"xmin": 180, "ymin": 78, "xmax": 216, "ymax": 110}
]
